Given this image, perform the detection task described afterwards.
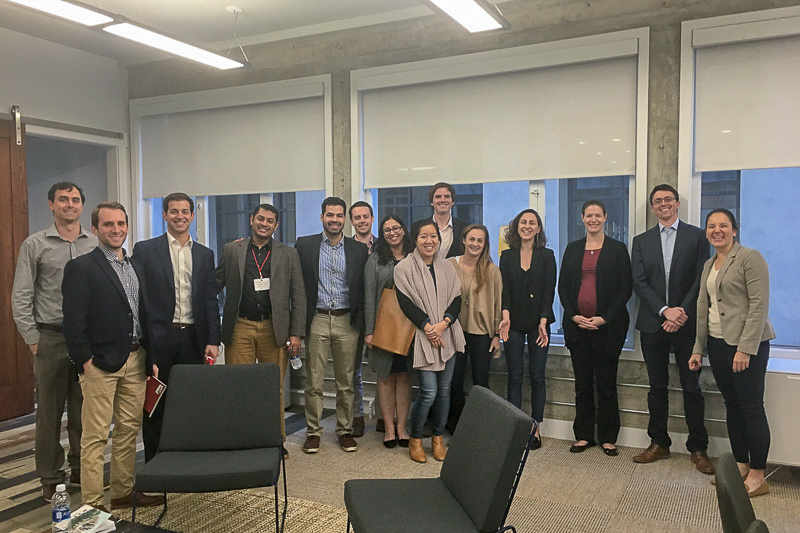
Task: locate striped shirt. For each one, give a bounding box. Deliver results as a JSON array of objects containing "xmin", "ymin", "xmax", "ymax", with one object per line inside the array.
[
  {"xmin": 317, "ymin": 235, "xmax": 349, "ymax": 310},
  {"xmin": 98, "ymin": 244, "xmax": 143, "ymax": 341}
]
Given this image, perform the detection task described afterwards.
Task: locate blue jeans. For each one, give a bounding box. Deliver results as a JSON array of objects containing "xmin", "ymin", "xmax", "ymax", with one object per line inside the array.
[
  {"xmin": 505, "ymin": 328, "xmax": 550, "ymax": 422},
  {"xmin": 410, "ymin": 357, "xmax": 456, "ymax": 438}
]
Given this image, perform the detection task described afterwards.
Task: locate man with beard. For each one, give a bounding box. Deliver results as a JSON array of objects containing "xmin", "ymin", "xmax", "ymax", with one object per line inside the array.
[{"xmin": 295, "ymin": 197, "xmax": 368, "ymax": 453}]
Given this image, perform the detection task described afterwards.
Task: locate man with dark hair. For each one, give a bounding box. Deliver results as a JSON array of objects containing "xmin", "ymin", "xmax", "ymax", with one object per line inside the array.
[
  {"xmin": 295, "ymin": 197, "xmax": 368, "ymax": 453},
  {"xmin": 429, "ymin": 182, "xmax": 469, "ymax": 258},
  {"xmin": 131, "ymin": 192, "xmax": 220, "ymax": 462},
  {"xmin": 348, "ymin": 200, "xmax": 376, "ymax": 437},
  {"xmin": 216, "ymin": 203, "xmax": 305, "ymax": 451},
  {"xmin": 631, "ymin": 184, "xmax": 714, "ymax": 474},
  {"xmin": 62, "ymin": 202, "xmax": 163, "ymax": 511},
  {"xmin": 12, "ymin": 181, "xmax": 96, "ymax": 501}
]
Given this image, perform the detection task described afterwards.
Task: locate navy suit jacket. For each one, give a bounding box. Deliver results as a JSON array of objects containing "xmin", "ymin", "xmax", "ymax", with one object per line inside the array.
[
  {"xmin": 131, "ymin": 234, "xmax": 220, "ymax": 369},
  {"xmin": 294, "ymin": 233, "xmax": 368, "ymax": 333},
  {"xmin": 631, "ymin": 220, "xmax": 708, "ymax": 334},
  {"xmin": 62, "ymin": 247, "xmax": 153, "ymax": 374}
]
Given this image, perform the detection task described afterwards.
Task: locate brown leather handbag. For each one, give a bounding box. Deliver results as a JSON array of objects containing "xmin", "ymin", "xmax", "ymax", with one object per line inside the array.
[{"xmin": 372, "ymin": 288, "xmax": 415, "ymax": 355}]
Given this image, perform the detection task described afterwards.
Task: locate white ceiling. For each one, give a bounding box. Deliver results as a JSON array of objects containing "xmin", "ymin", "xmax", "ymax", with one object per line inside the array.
[{"xmin": 0, "ymin": 0, "xmax": 433, "ymax": 66}]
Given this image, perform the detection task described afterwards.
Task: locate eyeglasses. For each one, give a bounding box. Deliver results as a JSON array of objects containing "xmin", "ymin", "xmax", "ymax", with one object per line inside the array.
[
  {"xmin": 652, "ymin": 196, "xmax": 676, "ymax": 205},
  {"xmin": 383, "ymin": 225, "xmax": 403, "ymax": 235}
]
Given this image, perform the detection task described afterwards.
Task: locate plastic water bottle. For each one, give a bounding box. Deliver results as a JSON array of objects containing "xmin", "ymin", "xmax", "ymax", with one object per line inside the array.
[
  {"xmin": 51, "ymin": 483, "xmax": 70, "ymax": 532},
  {"xmin": 288, "ymin": 341, "xmax": 302, "ymax": 370}
]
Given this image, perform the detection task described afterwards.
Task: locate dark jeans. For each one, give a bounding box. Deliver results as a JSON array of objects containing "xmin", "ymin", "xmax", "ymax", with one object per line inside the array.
[
  {"xmin": 143, "ymin": 325, "xmax": 202, "ymax": 462},
  {"xmin": 410, "ymin": 357, "xmax": 455, "ymax": 438},
  {"xmin": 505, "ymin": 327, "xmax": 550, "ymax": 423},
  {"xmin": 569, "ymin": 328, "xmax": 621, "ymax": 444},
  {"xmin": 640, "ymin": 329, "xmax": 708, "ymax": 452},
  {"xmin": 707, "ymin": 336, "xmax": 771, "ymax": 470},
  {"xmin": 450, "ymin": 333, "xmax": 493, "ymax": 421}
]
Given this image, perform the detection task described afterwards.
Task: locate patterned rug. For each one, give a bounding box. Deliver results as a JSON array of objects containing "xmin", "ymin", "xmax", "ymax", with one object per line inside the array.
[{"xmin": 113, "ymin": 489, "xmax": 349, "ymax": 532}]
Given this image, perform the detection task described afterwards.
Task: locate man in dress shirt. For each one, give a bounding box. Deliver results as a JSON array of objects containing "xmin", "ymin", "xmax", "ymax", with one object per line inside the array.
[
  {"xmin": 295, "ymin": 197, "xmax": 368, "ymax": 453},
  {"xmin": 12, "ymin": 182, "xmax": 97, "ymax": 501},
  {"xmin": 62, "ymin": 202, "xmax": 163, "ymax": 511},
  {"xmin": 131, "ymin": 192, "xmax": 220, "ymax": 462},
  {"xmin": 216, "ymin": 204, "xmax": 305, "ymax": 450},
  {"xmin": 348, "ymin": 200, "xmax": 375, "ymax": 437},
  {"xmin": 429, "ymin": 182, "xmax": 469, "ymax": 258},
  {"xmin": 631, "ymin": 184, "xmax": 714, "ymax": 474}
]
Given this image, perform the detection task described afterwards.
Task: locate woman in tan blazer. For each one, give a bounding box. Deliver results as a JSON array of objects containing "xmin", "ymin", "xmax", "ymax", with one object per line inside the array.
[{"xmin": 689, "ymin": 208, "xmax": 775, "ymax": 498}]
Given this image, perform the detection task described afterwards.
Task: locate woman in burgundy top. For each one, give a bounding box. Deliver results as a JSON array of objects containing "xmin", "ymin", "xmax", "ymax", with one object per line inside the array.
[{"xmin": 558, "ymin": 200, "xmax": 632, "ymax": 456}]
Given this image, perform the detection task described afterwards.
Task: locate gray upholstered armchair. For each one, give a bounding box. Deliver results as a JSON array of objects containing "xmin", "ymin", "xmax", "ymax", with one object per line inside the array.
[{"xmin": 133, "ymin": 363, "xmax": 287, "ymax": 532}]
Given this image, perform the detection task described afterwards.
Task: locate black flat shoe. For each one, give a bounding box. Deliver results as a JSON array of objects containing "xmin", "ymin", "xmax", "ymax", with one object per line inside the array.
[
  {"xmin": 602, "ymin": 446, "xmax": 618, "ymax": 457},
  {"xmin": 384, "ymin": 438, "xmax": 398, "ymax": 449},
  {"xmin": 398, "ymin": 438, "xmax": 409, "ymax": 448},
  {"xmin": 531, "ymin": 436, "xmax": 542, "ymax": 450},
  {"xmin": 569, "ymin": 441, "xmax": 595, "ymax": 453}
]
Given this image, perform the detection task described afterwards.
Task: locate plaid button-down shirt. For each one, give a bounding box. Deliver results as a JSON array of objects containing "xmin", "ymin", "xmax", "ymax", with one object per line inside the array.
[{"xmin": 98, "ymin": 244, "xmax": 143, "ymax": 341}]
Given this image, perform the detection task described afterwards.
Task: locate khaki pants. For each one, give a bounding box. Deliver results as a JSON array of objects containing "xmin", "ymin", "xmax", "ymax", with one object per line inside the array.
[
  {"xmin": 79, "ymin": 349, "xmax": 145, "ymax": 507},
  {"xmin": 226, "ymin": 317, "xmax": 288, "ymax": 439},
  {"xmin": 305, "ymin": 312, "xmax": 359, "ymax": 437},
  {"xmin": 34, "ymin": 329, "xmax": 82, "ymax": 485}
]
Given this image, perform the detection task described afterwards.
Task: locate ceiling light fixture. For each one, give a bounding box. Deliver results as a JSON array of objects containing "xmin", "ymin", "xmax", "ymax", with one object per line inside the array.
[
  {"xmin": 6, "ymin": 0, "xmax": 113, "ymax": 26},
  {"xmin": 103, "ymin": 22, "xmax": 245, "ymax": 70},
  {"xmin": 424, "ymin": 0, "xmax": 510, "ymax": 33}
]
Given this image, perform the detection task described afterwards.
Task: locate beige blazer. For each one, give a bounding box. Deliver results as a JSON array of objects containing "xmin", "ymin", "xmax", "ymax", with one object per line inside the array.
[{"xmin": 693, "ymin": 242, "xmax": 775, "ymax": 356}]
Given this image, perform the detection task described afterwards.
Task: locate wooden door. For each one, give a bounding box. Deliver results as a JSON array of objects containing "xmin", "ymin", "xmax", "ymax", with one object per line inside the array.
[{"xmin": 0, "ymin": 118, "xmax": 34, "ymax": 421}]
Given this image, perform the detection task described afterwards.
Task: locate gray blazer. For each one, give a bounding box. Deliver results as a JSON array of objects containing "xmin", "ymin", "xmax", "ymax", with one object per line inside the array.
[
  {"xmin": 364, "ymin": 253, "xmax": 410, "ymax": 379},
  {"xmin": 693, "ymin": 242, "xmax": 776, "ymax": 356},
  {"xmin": 216, "ymin": 238, "xmax": 306, "ymax": 346}
]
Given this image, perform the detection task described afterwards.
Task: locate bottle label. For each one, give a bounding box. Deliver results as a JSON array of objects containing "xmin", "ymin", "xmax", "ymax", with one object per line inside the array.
[{"xmin": 53, "ymin": 507, "xmax": 70, "ymax": 521}]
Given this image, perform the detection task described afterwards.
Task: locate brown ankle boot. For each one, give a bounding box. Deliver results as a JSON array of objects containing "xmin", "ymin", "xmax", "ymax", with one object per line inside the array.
[
  {"xmin": 431, "ymin": 435, "xmax": 447, "ymax": 461},
  {"xmin": 409, "ymin": 437, "xmax": 427, "ymax": 463}
]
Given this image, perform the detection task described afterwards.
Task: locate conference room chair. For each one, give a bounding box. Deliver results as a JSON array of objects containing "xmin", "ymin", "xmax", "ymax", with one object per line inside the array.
[{"xmin": 715, "ymin": 452, "xmax": 769, "ymax": 533}]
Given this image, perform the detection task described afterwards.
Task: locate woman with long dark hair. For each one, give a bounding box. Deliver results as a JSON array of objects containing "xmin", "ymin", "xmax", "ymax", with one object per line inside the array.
[{"xmin": 498, "ymin": 209, "xmax": 556, "ymax": 449}]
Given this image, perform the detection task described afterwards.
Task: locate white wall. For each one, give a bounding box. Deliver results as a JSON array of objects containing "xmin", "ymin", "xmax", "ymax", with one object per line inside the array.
[{"xmin": 0, "ymin": 27, "xmax": 129, "ymax": 133}]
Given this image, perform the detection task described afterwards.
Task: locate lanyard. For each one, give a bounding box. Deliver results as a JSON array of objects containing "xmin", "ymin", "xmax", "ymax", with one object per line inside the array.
[{"xmin": 252, "ymin": 248, "xmax": 271, "ymax": 279}]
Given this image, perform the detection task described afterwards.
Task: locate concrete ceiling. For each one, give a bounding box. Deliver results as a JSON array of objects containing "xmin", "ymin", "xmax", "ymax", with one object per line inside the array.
[{"xmin": 0, "ymin": 0, "xmax": 434, "ymax": 66}]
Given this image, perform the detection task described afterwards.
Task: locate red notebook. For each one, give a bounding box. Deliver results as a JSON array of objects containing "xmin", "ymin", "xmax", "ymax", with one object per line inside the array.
[{"xmin": 144, "ymin": 376, "xmax": 167, "ymax": 417}]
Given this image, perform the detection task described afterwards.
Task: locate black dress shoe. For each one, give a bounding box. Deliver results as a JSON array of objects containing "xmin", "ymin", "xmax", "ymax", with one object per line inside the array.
[
  {"xmin": 531, "ymin": 436, "xmax": 542, "ymax": 450},
  {"xmin": 383, "ymin": 438, "xmax": 398, "ymax": 449},
  {"xmin": 569, "ymin": 441, "xmax": 595, "ymax": 453},
  {"xmin": 398, "ymin": 438, "xmax": 409, "ymax": 448},
  {"xmin": 602, "ymin": 446, "xmax": 619, "ymax": 457}
]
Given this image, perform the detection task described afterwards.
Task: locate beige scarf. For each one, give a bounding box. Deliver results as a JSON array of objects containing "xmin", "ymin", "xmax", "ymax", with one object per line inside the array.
[{"xmin": 394, "ymin": 248, "xmax": 465, "ymax": 371}]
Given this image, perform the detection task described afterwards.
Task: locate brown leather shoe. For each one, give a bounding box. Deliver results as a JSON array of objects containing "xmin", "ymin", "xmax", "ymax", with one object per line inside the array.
[
  {"xmin": 633, "ymin": 444, "xmax": 671, "ymax": 463},
  {"xmin": 690, "ymin": 450, "xmax": 715, "ymax": 474},
  {"xmin": 42, "ymin": 483, "xmax": 57, "ymax": 502},
  {"xmin": 110, "ymin": 491, "xmax": 165, "ymax": 509},
  {"xmin": 303, "ymin": 435, "xmax": 321, "ymax": 454},
  {"xmin": 409, "ymin": 437, "xmax": 427, "ymax": 463},
  {"xmin": 339, "ymin": 433, "xmax": 358, "ymax": 452},
  {"xmin": 431, "ymin": 435, "xmax": 447, "ymax": 462},
  {"xmin": 352, "ymin": 416, "xmax": 365, "ymax": 438}
]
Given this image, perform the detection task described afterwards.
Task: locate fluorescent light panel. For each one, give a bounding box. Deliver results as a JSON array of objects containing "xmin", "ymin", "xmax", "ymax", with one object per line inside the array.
[
  {"xmin": 6, "ymin": 0, "xmax": 113, "ymax": 26},
  {"xmin": 103, "ymin": 23, "xmax": 244, "ymax": 70},
  {"xmin": 428, "ymin": 0, "xmax": 508, "ymax": 33}
]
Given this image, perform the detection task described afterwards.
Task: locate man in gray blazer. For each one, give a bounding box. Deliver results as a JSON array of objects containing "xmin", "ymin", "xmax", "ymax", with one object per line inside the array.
[
  {"xmin": 631, "ymin": 184, "xmax": 713, "ymax": 474},
  {"xmin": 216, "ymin": 203, "xmax": 306, "ymax": 446}
]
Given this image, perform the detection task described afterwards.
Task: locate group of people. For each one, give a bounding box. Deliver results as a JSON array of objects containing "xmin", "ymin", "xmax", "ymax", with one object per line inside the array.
[{"xmin": 11, "ymin": 179, "xmax": 775, "ymax": 516}]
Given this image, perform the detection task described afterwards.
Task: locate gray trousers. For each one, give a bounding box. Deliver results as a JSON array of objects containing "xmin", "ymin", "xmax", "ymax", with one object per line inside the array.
[{"xmin": 34, "ymin": 329, "xmax": 82, "ymax": 485}]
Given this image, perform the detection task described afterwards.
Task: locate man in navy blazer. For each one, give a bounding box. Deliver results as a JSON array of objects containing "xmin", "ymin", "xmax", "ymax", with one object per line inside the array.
[
  {"xmin": 62, "ymin": 202, "xmax": 163, "ymax": 511},
  {"xmin": 131, "ymin": 192, "xmax": 220, "ymax": 462},
  {"xmin": 295, "ymin": 197, "xmax": 368, "ymax": 454},
  {"xmin": 631, "ymin": 184, "xmax": 713, "ymax": 474}
]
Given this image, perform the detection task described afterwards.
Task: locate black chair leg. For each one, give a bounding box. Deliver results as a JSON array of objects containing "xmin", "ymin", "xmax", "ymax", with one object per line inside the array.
[
  {"xmin": 347, "ymin": 517, "xmax": 351, "ymax": 532},
  {"xmin": 497, "ymin": 526, "xmax": 516, "ymax": 533},
  {"xmin": 275, "ymin": 453, "xmax": 287, "ymax": 533},
  {"xmin": 132, "ymin": 498, "xmax": 137, "ymax": 523},
  {"xmin": 153, "ymin": 493, "xmax": 168, "ymax": 527}
]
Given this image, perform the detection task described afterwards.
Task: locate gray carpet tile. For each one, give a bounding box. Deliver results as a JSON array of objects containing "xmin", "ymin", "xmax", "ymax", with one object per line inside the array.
[{"xmin": 617, "ymin": 476, "xmax": 722, "ymax": 530}]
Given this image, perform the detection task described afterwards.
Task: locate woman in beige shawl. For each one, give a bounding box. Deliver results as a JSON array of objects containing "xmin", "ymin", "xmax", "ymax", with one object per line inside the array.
[{"xmin": 394, "ymin": 219, "xmax": 465, "ymax": 464}]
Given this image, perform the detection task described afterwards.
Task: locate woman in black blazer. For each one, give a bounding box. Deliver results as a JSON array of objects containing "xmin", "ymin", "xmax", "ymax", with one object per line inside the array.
[
  {"xmin": 558, "ymin": 200, "xmax": 632, "ymax": 456},
  {"xmin": 498, "ymin": 209, "xmax": 556, "ymax": 450}
]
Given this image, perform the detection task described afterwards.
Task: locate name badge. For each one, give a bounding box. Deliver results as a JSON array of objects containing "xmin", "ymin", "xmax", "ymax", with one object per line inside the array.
[{"xmin": 254, "ymin": 277, "xmax": 271, "ymax": 291}]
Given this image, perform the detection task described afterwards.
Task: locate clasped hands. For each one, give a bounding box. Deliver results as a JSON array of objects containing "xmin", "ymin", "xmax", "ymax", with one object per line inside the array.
[
  {"xmin": 661, "ymin": 307, "xmax": 688, "ymax": 333},
  {"xmin": 572, "ymin": 315, "xmax": 606, "ymax": 330},
  {"xmin": 424, "ymin": 320, "xmax": 448, "ymax": 348}
]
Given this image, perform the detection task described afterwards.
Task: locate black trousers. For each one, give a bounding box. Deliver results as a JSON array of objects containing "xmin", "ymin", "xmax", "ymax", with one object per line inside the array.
[
  {"xmin": 707, "ymin": 336, "xmax": 771, "ymax": 470},
  {"xmin": 450, "ymin": 333, "xmax": 493, "ymax": 421},
  {"xmin": 143, "ymin": 325, "xmax": 203, "ymax": 462},
  {"xmin": 569, "ymin": 327, "xmax": 621, "ymax": 444},
  {"xmin": 640, "ymin": 328, "xmax": 708, "ymax": 452}
]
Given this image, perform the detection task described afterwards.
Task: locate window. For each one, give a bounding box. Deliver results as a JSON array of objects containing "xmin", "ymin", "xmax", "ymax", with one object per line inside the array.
[
  {"xmin": 375, "ymin": 183, "xmax": 483, "ymax": 231},
  {"xmin": 701, "ymin": 168, "xmax": 800, "ymax": 349}
]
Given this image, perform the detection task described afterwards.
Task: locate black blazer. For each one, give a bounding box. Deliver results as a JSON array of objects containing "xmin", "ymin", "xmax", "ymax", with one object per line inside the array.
[
  {"xmin": 294, "ymin": 233, "xmax": 369, "ymax": 332},
  {"xmin": 558, "ymin": 237, "xmax": 632, "ymax": 352},
  {"xmin": 62, "ymin": 247, "xmax": 153, "ymax": 374},
  {"xmin": 631, "ymin": 220, "xmax": 708, "ymax": 334},
  {"xmin": 131, "ymin": 234, "xmax": 220, "ymax": 368},
  {"xmin": 446, "ymin": 217, "xmax": 471, "ymax": 258},
  {"xmin": 499, "ymin": 246, "xmax": 557, "ymax": 332}
]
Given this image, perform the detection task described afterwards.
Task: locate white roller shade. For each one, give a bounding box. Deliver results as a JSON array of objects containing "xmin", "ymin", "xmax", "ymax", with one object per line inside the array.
[
  {"xmin": 140, "ymin": 96, "xmax": 324, "ymax": 198},
  {"xmin": 695, "ymin": 36, "xmax": 800, "ymax": 172},
  {"xmin": 362, "ymin": 57, "xmax": 636, "ymax": 189}
]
